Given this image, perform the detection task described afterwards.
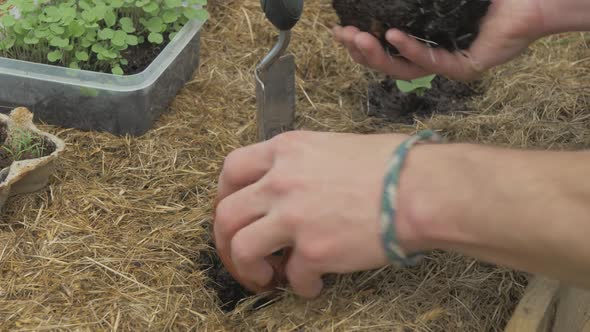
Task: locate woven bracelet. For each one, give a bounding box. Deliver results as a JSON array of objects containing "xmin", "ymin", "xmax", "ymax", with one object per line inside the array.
[{"xmin": 381, "ymin": 129, "xmax": 443, "ymax": 268}]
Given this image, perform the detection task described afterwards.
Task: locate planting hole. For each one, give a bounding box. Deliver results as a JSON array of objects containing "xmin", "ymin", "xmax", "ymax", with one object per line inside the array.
[
  {"xmin": 198, "ymin": 240, "xmax": 277, "ymax": 313},
  {"xmin": 365, "ymin": 76, "xmax": 483, "ymax": 124}
]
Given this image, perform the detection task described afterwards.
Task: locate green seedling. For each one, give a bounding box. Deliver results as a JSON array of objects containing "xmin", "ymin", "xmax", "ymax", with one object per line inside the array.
[
  {"xmin": 0, "ymin": 0, "xmax": 209, "ymax": 75},
  {"xmin": 396, "ymin": 74, "xmax": 436, "ymax": 96},
  {"xmin": 2, "ymin": 128, "xmax": 46, "ymax": 161}
]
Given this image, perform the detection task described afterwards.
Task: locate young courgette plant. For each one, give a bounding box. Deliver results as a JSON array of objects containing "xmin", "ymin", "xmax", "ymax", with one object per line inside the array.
[
  {"xmin": 395, "ymin": 74, "xmax": 436, "ymax": 96},
  {"xmin": 0, "ymin": 0, "xmax": 209, "ymax": 75}
]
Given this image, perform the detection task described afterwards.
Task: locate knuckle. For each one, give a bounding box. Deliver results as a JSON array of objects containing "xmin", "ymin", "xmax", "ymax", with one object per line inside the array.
[
  {"xmin": 264, "ymin": 172, "xmax": 303, "ymax": 196},
  {"xmin": 270, "ymin": 130, "xmax": 318, "ymax": 158},
  {"xmin": 298, "ymin": 242, "xmax": 326, "ymax": 265},
  {"xmin": 214, "ymin": 200, "xmax": 235, "ymax": 237},
  {"xmin": 270, "ymin": 130, "xmax": 305, "ymax": 150},
  {"xmin": 221, "ymin": 148, "xmax": 247, "ymax": 183},
  {"xmin": 230, "ymin": 233, "xmax": 255, "ymax": 265},
  {"xmin": 279, "ymin": 207, "xmax": 304, "ymax": 230},
  {"xmin": 262, "ymin": 131, "xmax": 309, "ymax": 193}
]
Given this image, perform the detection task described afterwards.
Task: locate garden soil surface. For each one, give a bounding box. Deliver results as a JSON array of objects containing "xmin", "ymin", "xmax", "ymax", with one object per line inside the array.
[
  {"xmin": 366, "ymin": 76, "xmax": 483, "ymax": 124},
  {"xmin": 1, "ymin": 0, "xmax": 589, "ymax": 330}
]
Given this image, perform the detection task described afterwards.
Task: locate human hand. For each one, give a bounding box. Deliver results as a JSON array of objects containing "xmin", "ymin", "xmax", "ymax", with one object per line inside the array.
[
  {"xmin": 212, "ymin": 131, "xmax": 426, "ymax": 298},
  {"xmin": 332, "ymin": 0, "xmax": 545, "ymax": 81}
]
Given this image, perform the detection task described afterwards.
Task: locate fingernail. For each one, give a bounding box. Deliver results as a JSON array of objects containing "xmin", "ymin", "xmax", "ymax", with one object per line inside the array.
[
  {"xmin": 386, "ymin": 29, "xmax": 401, "ymax": 43},
  {"xmin": 385, "ymin": 29, "xmax": 395, "ymax": 40}
]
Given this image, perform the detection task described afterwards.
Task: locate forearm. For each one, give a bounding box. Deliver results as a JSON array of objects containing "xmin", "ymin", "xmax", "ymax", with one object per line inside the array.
[
  {"xmin": 540, "ymin": 0, "xmax": 590, "ymax": 34},
  {"xmin": 400, "ymin": 143, "xmax": 590, "ymax": 289}
]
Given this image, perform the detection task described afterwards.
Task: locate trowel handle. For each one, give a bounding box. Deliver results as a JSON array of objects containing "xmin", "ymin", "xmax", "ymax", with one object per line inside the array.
[{"xmin": 260, "ymin": 0, "xmax": 304, "ymax": 31}]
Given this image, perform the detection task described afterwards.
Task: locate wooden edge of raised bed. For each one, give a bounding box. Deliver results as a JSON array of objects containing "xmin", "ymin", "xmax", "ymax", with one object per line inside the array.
[{"xmin": 504, "ymin": 275, "xmax": 590, "ymax": 332}]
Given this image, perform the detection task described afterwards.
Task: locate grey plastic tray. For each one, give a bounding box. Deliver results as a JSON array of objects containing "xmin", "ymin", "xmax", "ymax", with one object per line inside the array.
[{"xmin": 0, "ymin": 18, "xmax": 205, "ymax": 136}]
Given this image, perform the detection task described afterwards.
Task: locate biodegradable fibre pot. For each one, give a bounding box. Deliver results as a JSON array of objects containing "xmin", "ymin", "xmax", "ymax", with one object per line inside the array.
[
  {"xmin": 0, "ymin": 107, "xmax": 65, "ymax": 211},
  {"xmin": 212, "ymin": 195, "xmax": 292, "ymax": 294}
]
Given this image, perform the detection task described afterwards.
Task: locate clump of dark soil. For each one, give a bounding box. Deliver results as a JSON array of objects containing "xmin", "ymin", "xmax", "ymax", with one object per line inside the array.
[
  {"xmin": 198, "ymin": 244, "xmax": 251, "ymax": 312},
  {"xmin": 332, "ymin": 0, "xmax": 491, "ymax": 54},
  {"xmin": 198, "ymin": 240, "xmax": 276, "ymax": 313},
  {"xmin": 365, "ymin": 75, "xmax": 482, "ymax": 123},
  {"xmin": 0, "ymin": 124, "xmax": 56, "ymax": 170}
]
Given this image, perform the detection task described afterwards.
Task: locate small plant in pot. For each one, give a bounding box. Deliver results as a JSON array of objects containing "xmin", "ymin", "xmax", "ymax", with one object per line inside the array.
[
  {"xmin": 395, "ymin": 74, "xmax": 436, "ymax": 97},
  {"xmin": 1, "ymin": 128, "xmax": 48, "ymax": 166},
  {"xmin": 0, "ymin": 0, "xmax": 209, "ymax": 136},
  {"xmin": 0, "ymin": 107, "xmax": 65, "ymax": 211}
]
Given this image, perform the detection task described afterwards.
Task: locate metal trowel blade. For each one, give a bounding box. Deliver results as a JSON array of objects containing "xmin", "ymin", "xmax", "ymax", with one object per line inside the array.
[{"xmin": 256, "ymin": 53, "xmax": 296, "ymax": 141}]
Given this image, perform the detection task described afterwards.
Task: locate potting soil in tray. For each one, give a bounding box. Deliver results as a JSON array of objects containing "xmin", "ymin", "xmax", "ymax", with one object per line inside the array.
[
  {"xmin": 0, "ymin": 34, "xmax": 170, "ymax": 76},
  {"xmin": 332, "ymin": 0, "xmax": 491, "ymax": 54},
  {"xmin": 119, "ymin": 38, "xmax": 170, "ymax": 75}
]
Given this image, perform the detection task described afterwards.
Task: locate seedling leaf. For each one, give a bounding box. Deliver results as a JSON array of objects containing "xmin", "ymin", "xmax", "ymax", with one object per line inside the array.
[
  {"xmin": 47, "ymin": 50, "xmax": 63, "ymax": 62},
  {"xmin": 148, "ymin": 32, "xmax": 163, "ymax": 44}
]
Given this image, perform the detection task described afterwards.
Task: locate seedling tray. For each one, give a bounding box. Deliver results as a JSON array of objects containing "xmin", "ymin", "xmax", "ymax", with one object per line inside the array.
[{"xmin": 0, "ymin": 19, "xmax": 205, "ymax": 136}]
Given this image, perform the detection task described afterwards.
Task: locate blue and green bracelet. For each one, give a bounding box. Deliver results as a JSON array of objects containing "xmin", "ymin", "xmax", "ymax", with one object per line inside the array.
[{"xmin": 381, "ymin": 129, "xmax": 443, "ymax": 268}]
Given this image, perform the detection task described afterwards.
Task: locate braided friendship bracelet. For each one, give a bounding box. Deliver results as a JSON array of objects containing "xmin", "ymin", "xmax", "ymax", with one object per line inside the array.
[{"xmin": 381, "ymin": 129, "xmax": 443, "ymax": 268}]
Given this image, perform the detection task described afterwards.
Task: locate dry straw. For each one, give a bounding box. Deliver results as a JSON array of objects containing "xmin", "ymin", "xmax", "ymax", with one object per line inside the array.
[{"xmin": 0, "ymin": 0, "xmax": 589, "ymax": 330}]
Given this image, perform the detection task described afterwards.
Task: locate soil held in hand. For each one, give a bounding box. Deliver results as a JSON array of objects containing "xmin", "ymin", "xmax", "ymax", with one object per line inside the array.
[{"xmin": 332, "ymin": 0, "xmax": 491, "ymax": 54}]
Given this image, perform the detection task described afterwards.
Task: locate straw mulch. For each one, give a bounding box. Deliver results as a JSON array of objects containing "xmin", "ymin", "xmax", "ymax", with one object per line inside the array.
[{"xmin": 1, "ymin": 0, "xmax": 589, "ymax": 330}]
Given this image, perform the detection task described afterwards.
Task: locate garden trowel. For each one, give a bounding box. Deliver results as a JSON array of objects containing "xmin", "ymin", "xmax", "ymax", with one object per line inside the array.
[{"xmin": 255, "ymin": 0, "xmax": 304, "ymax": 141}]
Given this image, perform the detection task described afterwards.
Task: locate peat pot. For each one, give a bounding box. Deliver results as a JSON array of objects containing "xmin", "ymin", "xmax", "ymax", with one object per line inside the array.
[{"xmin": 0, "ymin": 107, "xmax": 65, "ymax": 212}]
